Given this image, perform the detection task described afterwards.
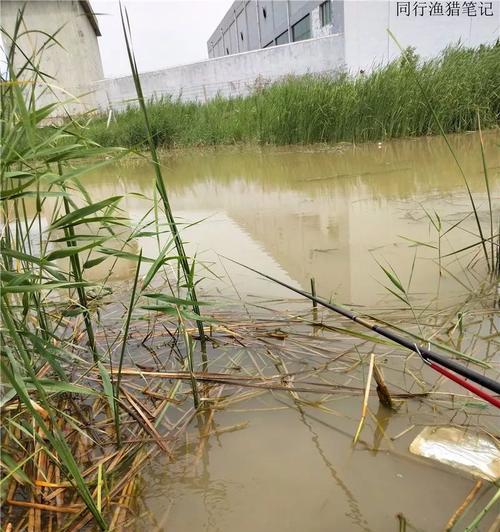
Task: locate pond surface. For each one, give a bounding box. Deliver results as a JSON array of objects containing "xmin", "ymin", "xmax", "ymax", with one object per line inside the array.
[
  {"xmin": 86, "ymin": 131, "xmax": 499, "ymax": 307},
  {"xmin": 86, "ymin": 132, "xmax": 499, "ymax": 531}
]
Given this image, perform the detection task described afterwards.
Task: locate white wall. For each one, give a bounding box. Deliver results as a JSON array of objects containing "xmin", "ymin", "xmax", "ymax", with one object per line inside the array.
[
  {"xmin": 343, "ymin": 0, "xmax": 500, "ymax": 74},
  {"xmin": 1, "ymin": 0, "xmax": 105, "ymax": 116},
  {"xmin": 98, "ymin": 33, "xmax": 346, "ymax": 110}
]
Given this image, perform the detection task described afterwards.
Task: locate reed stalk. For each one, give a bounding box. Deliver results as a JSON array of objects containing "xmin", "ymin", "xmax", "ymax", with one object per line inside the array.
[
  {"xmin": 114, "ymin": 249, "xmax": 143, "ymax": 445},
  {"xmin": 353, "ymin": 353, "xmax": 375, "ymax": 445},
  {"xmin": 464, "ymin": 488, "xmax": 500, "ymax": 532},
  {"xmin": 119, "ymin": 4, "xmax": 206, "ymax": 350}
]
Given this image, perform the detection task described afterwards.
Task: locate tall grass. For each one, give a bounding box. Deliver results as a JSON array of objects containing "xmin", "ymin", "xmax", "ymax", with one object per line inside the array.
[
  {"xmin": 87, "ymin": 42, "xmax": 500, "ymax": 148},
  {"xmin": 388, "ymin": 35, "xmax": 498, "ymax": 274},
  {"xmin": 0, "ymin": 14, "xmax": 116, "ymax": 527},
  {"xmin": 0, "ymin": 9, "xmax": 208, "ymax": 528}
]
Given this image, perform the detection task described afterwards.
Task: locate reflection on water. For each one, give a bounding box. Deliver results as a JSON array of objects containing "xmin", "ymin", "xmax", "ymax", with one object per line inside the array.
[
  {"xmin": 82, "ymin": 132, "xmax": 499, "ymax": 531},
  {"xmin": 84, "ymin": 131, "xmax": 499, "ymax": 306},
  {"xmin": 296, "ymin": 405, "xmax": 370, "ymax": 531}
]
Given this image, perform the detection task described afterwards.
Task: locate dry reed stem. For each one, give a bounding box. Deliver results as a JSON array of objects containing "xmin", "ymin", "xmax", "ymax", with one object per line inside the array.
[
  {"xmin": 445, "ymin": 479, "xmax": 483, "ymax": 531},
  {"xmin": 372, "ymin": 362, "xmax": 395, "ymax": 409},
  {"xmin": 6, "ymin": 500, "xmax": 83, "ymax": 514},
  {"xmin": 121, "ymin": 388, "xmax": 170, "ymax": 454},
  {"xmin": 34, "ymin": 480, "xmax": 71, "ymax": 488},
  {"xmin": 56, "ymin": 465, "xmax": 66, "ymax": 529},
  {"xmin": 94, "ymin": 366, "xmax": 424, "ymax": 397},
  {"xmin": 110, "ymin": 477, "xmax": 136, "ymax": 530},
  {"xmin": 34, "ymin": 447, "xmax": 44, "ymax": 530},
  {"xmin": 6, "ymin": 479, "xmax": 17, "ymax": 521},
  {"xmin": 353, "ymin": 353, "xmax": 375, "ymax": 445}
]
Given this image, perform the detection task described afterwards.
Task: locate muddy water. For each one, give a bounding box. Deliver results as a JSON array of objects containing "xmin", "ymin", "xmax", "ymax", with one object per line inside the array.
[
  {"xmin": 138, "ymin": 398, "xmax": 496, "ymax": 532},
  {"xmin": 86, "ymin": 131, "xmax": 499, "ymax": 307},
  {"xmin": 86, "ymin": 132, "xmax": 499, "ymax": 531}
]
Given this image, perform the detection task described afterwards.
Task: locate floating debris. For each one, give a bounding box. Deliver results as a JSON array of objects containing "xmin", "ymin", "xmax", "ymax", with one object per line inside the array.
[{"xmin": 410, "ymin": 426, "xmax": 500, "ymax": 481}]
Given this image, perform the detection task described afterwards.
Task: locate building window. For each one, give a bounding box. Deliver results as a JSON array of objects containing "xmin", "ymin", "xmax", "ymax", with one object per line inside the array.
[
  {"xmin": 275, "ymin": 30, "xmax": 289, "ymax": 45},
  {"xmin": 262, "ymin": 7, "xmax": 267, "ymax": 18},
  {"xmin": 292, "ymin": 14, "xmax": 311, "ymax": 42},
  {"xmin": 320, "ymin": 1, "xmax": 332, "ymax": 26},
  {"xmin": 240, "ymin": 31, "xmax": 244, "ymax": 41}
]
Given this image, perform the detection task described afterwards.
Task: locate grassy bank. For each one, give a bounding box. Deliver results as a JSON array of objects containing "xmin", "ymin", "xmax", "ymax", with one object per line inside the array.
[{"xmin": 88, "ymin": 43, "xmax": 500, "ymax": 148}]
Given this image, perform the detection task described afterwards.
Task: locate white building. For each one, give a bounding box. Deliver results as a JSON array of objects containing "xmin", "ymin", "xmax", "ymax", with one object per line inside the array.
[
  {"xmin": 208, "ymin": 0, "xmax": 500, "ymax": 71},
  {"xmin": 207, "ymin": 1, "xmax": 344, "ymax": 57},
  {"xmin": 1, "ymin": 0, "xmax": 105, "ymax": 116}
]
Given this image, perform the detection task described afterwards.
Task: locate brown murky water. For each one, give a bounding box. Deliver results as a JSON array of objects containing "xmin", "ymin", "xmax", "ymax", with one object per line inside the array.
[
  {"xmin": 86, "ymin": 131, "xmax": 499, "ymax": 306},
  {"xmin": 84, "ymin": 132, "xmax": 499, "ymax": 531}
]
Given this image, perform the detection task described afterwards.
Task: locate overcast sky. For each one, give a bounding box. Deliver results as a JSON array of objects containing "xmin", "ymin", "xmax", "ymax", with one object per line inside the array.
[{"xmin": 92, "ymin": 1, "xmax": 233, "ymax": 78}]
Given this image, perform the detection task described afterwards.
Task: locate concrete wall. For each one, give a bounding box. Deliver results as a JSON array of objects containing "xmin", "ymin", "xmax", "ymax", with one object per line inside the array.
[
  {"xmin": 0, "ymin": 0, "xmax": 105, "ymax": 116},
  {"xmin": 343, "ymin": 0, "xmax": 500, "ymax": 74},
  {"xmin": 99, "ymin": 33, "xmax": 346, "ymax": 111}
]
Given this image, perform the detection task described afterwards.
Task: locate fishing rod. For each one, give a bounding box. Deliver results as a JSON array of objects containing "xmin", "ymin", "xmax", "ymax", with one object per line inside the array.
[{"xmin": 223, "ymin": 257, "xmax": 500, "ymax": 408}]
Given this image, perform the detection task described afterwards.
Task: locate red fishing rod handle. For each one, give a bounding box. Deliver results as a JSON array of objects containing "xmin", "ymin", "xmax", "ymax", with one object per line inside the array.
[{"xmin": 429, "ymin": 361, "xmax": 500, "ymax": 409}]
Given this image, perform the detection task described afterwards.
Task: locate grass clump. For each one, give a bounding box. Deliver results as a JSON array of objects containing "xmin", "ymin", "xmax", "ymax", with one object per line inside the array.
[
  {"xmin": 87, "ymin": 42, "xmax": 500, "ymax": 148},
  {"xmin": 0, "ymin": 9, "xmax": 207, "ymax": 529}
]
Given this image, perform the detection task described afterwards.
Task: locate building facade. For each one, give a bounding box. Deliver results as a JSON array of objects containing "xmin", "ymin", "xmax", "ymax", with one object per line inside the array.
[
  {"xmin": 1, "ymin": 0, "xmax": 105, "ymax": 116},
  {"xmin": 208, "ymin": 1, "xmax": 344, "ymax": 57},
  {"xmin": 208, "ymin": 1, "xmax": 500, "ymax": 65}
]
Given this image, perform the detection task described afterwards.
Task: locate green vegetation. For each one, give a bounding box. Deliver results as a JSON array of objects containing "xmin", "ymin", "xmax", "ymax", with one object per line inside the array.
[
  {"xmin": 0, "ymin": 9, "xmax": 207, "ymax": 529},
  {"xmin": 88, "ymin": 43, "xmax": 500, "ymax": 148}
]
